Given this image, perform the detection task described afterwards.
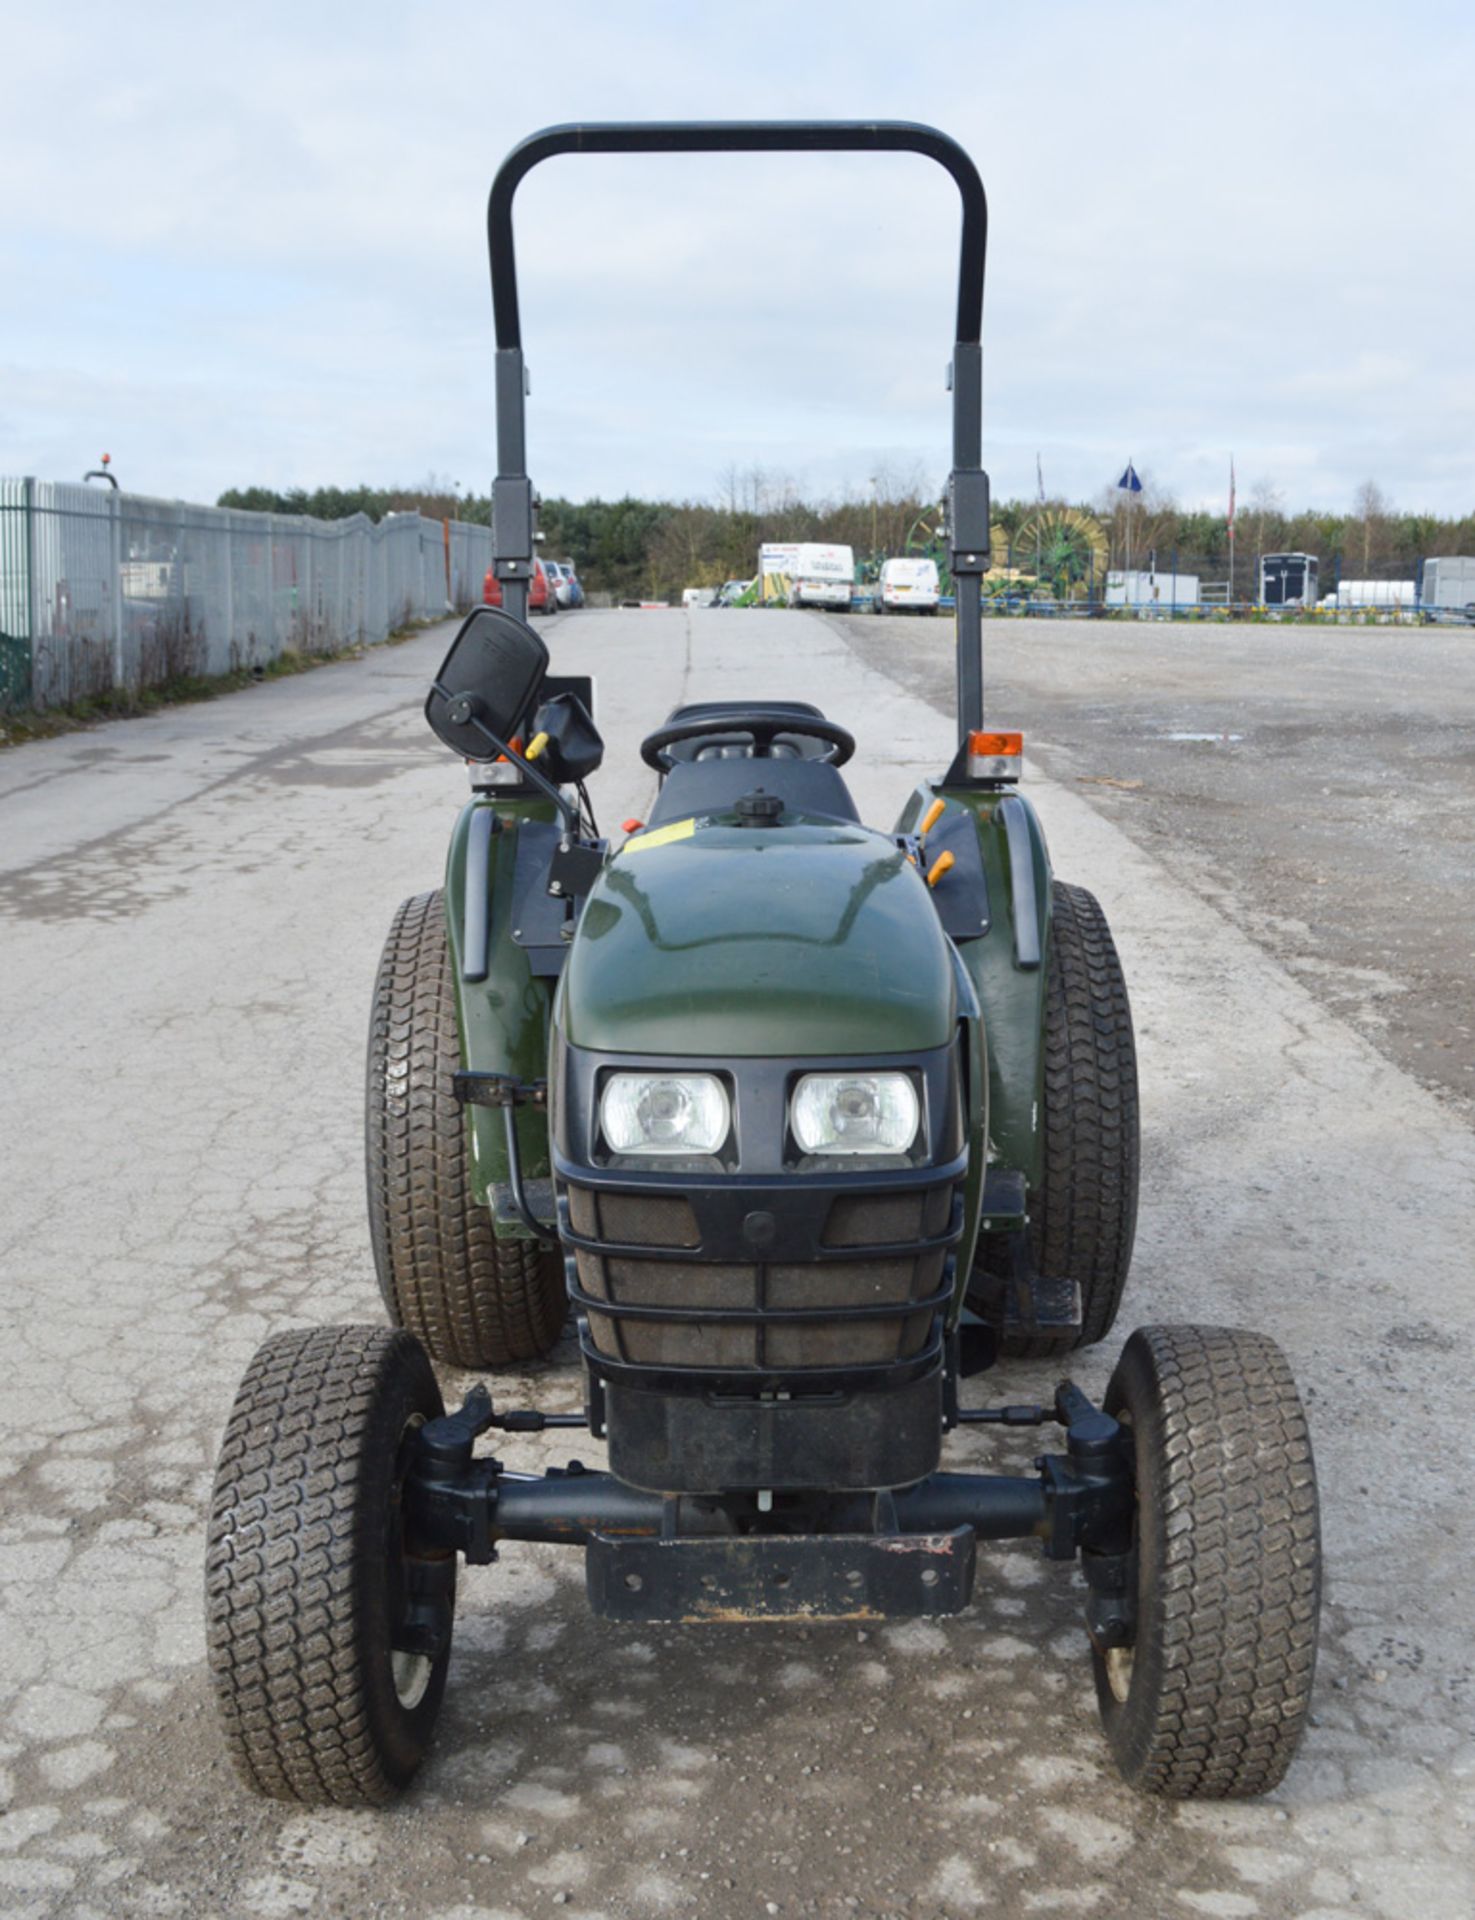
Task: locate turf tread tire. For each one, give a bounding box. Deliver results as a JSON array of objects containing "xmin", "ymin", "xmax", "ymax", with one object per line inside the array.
[
  {"xmin": 206, "ymin": 1324, "xmax": 452, "ymax": 1807},
  {"xmin": 366, "ymin": 890, "xmax": 565, "ymax": 1367},
  {"xmin": 1095, "ymin": 1324, "xmax": 1321, "ymax": 1799},
  {"xmin": 976, "ymin": 879, "xmax": 1139, "ymax": 1358}
]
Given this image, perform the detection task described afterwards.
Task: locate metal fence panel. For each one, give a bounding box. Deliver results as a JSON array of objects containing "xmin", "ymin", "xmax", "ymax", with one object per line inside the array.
[
  {"xmin": 0, "ymin": 477, "xmax": 35, "ymax": 706},
  {"xmin": 0, "ymin": 479, "xmax": 492, "ymax": 712}
]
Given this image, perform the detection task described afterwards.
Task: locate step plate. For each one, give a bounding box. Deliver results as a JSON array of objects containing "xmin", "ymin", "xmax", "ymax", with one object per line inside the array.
[{"xmin": 587, "ymin": 1526, "xmax": 976, "ymax": 1623}]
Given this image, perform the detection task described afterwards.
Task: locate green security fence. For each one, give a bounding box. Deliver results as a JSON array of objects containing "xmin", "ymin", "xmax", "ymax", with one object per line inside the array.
[
  {"xmin": 0, "ymin": 478, "xmax": 33, "ymax": 709},
  {"xmin": 0, "ymin": 477, "xmax": 494, "ymax": 716}
]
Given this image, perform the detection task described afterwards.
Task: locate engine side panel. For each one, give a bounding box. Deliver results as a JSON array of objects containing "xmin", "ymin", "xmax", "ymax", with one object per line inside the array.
[{"xmin": 443, "ymin": 795, "xmax": 556, "ymax": 1236}]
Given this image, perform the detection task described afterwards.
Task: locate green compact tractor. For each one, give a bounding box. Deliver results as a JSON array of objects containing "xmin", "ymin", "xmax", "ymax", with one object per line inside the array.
[{"xmin": 207, "ymin": 122, "xmax": 1321, "ymax": 1809}]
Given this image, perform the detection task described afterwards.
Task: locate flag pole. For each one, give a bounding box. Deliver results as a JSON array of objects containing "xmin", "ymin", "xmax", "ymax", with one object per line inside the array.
[
  {"xmin": 1035, "ymin": 452, "xmax": 1044, "ymax": 589},
  {"xmin": 1125, "ymin": 458, "xmax": 1133, "ymax": 581}
]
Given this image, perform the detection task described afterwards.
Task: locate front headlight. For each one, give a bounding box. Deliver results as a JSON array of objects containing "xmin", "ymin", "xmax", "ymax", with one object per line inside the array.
[
  {"xmin": 600, "ymin": 1071, "xmax": 731, "ymax": 1156},
  {"xmin": 790, "ymin": 1072, "xmax": 920, "ymax": 1156}
]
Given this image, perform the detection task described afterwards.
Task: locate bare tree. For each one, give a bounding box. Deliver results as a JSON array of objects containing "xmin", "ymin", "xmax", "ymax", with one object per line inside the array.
[
  {"xmin": 1097, "ymin": 471, "xmax": 1176, "ymax": 573},
  {"xmin": 1247, "ymin": 477, "xmax": 1285, "ymax": 583},
  {"xmin": 1352, "ymin": 480, "xmax": 1392, "ymax": 576}
]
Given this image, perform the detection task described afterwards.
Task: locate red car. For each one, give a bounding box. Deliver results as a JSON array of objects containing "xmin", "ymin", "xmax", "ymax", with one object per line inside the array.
[{"xmin": 483, "ymin": 556, "xmax": 556, "ymax": 615}]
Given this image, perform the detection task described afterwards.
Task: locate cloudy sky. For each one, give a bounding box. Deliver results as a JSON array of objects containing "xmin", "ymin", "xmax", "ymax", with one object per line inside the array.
[{"xmin": 2, "ymin": 0, "xmax": 1471, "ymax": 516}]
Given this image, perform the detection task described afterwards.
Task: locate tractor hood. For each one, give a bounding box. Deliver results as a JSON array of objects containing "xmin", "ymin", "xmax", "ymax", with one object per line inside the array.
[{"xmin": 557, "ymin": 817, "xmax": 957, "ymax": 1057}]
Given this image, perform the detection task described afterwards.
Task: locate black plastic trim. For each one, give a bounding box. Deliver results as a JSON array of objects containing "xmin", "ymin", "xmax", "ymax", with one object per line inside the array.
[
  {"xmin": 998, "ymin": 794, "xmax": 1042, "ymax": 970},
  {"xmin": 461, "ymin": 805, "xmax": 496, "ymax": 983}
]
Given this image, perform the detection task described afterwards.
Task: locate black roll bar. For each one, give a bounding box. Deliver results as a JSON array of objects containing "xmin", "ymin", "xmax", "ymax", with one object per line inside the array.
[{"xmin": 485, "ymin": 120, "xmax": 991, "ymax": 740}]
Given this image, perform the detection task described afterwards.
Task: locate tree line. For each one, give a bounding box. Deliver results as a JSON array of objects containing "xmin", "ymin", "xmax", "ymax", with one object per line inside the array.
[{"xmin": 218, "ymin": 472, "xmax": 1475, "ymax": 602}]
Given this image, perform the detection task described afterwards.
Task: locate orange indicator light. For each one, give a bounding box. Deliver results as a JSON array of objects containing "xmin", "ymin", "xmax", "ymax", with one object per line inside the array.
[
  {"xmin": 967, "ymin": 730, "xmax": 1022, "ymax": 757},
  {"xmin": 965, "ymin": 730, "xmax": 1023, "ymax": 783}
]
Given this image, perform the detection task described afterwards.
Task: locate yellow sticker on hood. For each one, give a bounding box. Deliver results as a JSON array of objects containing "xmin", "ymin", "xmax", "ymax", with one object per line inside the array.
[{"xmin": 621, "ymin": 816, "xmax": 697, "ymax": 855}]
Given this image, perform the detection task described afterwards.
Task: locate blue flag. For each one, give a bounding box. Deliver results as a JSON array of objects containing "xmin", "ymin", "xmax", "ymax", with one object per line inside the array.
[{"xmin": 1116, "ymin": 461, "xmax": 1143, "ymax": 495}]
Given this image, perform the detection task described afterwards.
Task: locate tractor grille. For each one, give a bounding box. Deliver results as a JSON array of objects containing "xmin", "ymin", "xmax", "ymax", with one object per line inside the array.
[{"xmin": 563, "ymin": 1181, "xmax": 956, "ymax": 1374}]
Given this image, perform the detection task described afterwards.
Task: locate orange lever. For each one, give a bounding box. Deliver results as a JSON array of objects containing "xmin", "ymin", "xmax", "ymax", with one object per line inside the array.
[
  {"xmin": 622, "ymin": 818, "xmax": 645, "ymax": 834},
  {"xmin": 919, "ymin": 797, "xmax": 946, "ymax": 838},
  {"xmin": 926, "ymin": 850, "xmax": 955, "ymax": 888}
]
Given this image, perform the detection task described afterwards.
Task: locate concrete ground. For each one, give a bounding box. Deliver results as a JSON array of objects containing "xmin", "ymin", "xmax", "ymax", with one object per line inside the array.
[{"xmin": 1, "ymin": 608, "xmax": 1472, "ymax": 1920}]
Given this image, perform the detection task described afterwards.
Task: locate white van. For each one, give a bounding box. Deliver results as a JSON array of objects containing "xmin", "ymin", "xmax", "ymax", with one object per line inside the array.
[
  {"xmin": 786, "ymin": 543, "xmax": 855, "ymax": 611},
  {"xmin": 876, "ymin": 556, "xmax": 940, "ymax": 613}
]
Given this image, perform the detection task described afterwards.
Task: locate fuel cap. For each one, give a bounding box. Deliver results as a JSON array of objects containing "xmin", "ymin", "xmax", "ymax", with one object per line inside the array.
[{"xmin": 735, "ymin": 789, "xmax": 784, "ymax": 827}]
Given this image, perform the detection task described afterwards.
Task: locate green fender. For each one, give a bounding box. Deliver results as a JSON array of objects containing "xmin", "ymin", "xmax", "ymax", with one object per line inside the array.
[
  {"xmin": 896, "ymin": 782, "xmax": 1053, "ymax": 1213},
  {"xmin": 443, "ymin": 795, "xmax": 558, "ymax": 1240}
]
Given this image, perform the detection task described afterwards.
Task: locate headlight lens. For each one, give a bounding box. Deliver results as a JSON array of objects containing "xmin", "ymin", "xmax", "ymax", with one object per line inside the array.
[
  {"xmin": 790, "ymin": 1072, "xmax": 920, "ymax": 1155},
  {"xmin": 600, "ymin": 1071, "xmax": 731, "ymax": 1156}
]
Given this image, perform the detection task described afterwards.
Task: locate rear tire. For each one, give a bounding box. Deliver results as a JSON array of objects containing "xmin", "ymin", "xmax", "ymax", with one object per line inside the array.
[
  {"xmin": 1094, "ymin": 1325, "xmax": 1321, "ymax": 1798},
  {"xmin": 367, "ymin": 890, "xmax": 566, "ymax": 1367},
  {"xmin": 972, "ymin": 880, "xmax": 1138, "ymax": 1358},
  {"xmin": 206, "ymin": 1325, "xmax": 454, "ymax": 1807}
]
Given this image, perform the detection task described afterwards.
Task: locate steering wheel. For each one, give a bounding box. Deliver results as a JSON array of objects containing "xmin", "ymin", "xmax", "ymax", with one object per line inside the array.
[{"xmin": 640, "ymin": 710, "xmax": 856, "ymax": 772}]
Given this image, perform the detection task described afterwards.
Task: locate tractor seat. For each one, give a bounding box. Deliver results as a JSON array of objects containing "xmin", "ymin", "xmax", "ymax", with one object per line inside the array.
[{"xmin": 646, "ymin": 700, "xmax": 860, "ymax": 827}]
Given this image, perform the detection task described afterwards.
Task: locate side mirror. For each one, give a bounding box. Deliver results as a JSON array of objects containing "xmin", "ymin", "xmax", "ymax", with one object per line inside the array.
[{"xmin": 425, "ymin": 607, "xmax": 549, "ymax": 759}]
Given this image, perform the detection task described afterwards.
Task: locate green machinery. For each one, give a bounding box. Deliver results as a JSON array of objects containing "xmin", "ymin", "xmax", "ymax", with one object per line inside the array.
[{"xmin": 206, "ymin": 123, "xmax": 1320, "ymax": 1812}]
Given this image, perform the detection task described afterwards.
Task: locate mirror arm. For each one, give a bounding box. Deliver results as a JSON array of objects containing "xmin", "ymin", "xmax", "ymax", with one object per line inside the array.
[{"xmin": 430, "ymin": 680, "xmax": 578, "ymax": 830}]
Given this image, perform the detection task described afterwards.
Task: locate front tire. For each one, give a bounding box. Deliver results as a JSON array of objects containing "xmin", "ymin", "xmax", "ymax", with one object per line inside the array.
[
  {"xmin": 206, "ymin": 1326, "xmax": 455, "ymax": 1806},
  {"xmin": 1094, "ymin": 1325, "xmax": 1321, "ymax": 1797},
  {"xmin": 973, "ymin": 880, "xmax": 1139, "ymax": 1357},
  {"xmin": 367, "ymin": 890, "xmax": 566, "ymax": 1367}
]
